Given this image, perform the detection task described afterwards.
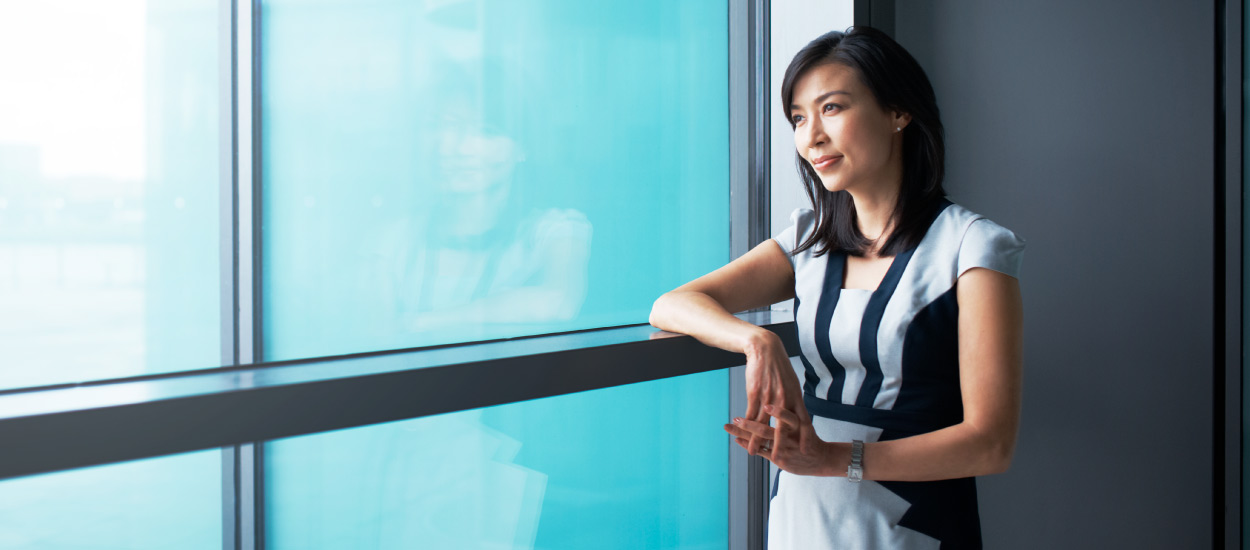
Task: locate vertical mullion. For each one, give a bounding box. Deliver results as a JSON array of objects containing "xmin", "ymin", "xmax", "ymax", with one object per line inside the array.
[
  {"xmin": 237, "ymin": 0, "xmax": 262, "ymax": 547},
  {"xmin": 730, "ymin": 1, "xmax": 770, "ymax": 549},
  {"xmin": 749, "ymin": 0, "xmax": 770, "ymax": 251},
  {"xmin": 245, "ymin": 0, "xmax": 263, "ymax": 546},
  {"xmin": 746, "ymin": 4, "xmax": 771, "ymax": 549},
  {"xmin": 1222, "ymin": 0, "xmax": 1243, "ymax": 547},
  {"xmin": 219, "ymin": 0, "xmax": 239, "ymax": 547}
]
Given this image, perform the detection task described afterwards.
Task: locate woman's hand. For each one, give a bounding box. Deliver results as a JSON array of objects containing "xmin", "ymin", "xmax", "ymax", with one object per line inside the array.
[
  {"xmin": 741, "ymin": 331, "xmax": 807, "ymax": 455},
  {"xmin": 723, "ymin": 404, "xmax": 836, "ymax": 477}
]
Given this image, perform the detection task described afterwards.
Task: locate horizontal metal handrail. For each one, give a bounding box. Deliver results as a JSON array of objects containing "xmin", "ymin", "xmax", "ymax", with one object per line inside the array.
[{"xmin": 0, "ymin": 311, "xmax": 796, "ymax": 480}]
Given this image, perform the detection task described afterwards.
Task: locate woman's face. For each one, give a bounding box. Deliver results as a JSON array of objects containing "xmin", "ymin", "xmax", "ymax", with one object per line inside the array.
[
  {"xmin": 430, "ymin": 112, "xmax": 522, "ymax": 236},
  {"xmin": 789, "ymin": 63, "xmax": 909, "ymax": 195}
]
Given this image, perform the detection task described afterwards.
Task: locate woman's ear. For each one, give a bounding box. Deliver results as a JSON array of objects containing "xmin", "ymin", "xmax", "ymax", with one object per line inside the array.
[{"xmin": 893, "ymin": 111, "xmax": 913, "ymax": 132}]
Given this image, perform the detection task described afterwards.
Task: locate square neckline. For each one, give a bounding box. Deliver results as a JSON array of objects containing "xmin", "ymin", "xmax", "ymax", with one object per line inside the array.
[{"xmin": 839, "ymin": 252, "xmax": 899, "ymax": 293}]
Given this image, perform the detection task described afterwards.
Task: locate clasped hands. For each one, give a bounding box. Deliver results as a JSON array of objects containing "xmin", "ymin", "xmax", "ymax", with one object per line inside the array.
[{"xmin": 723, "ymin": 336, "xmax": 836, "ymax": 477}]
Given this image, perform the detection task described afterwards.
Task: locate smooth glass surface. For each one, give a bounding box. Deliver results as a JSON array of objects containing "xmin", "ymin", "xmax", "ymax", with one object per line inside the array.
[
  {"xmin": 0, "ymin": 0, "xmax": 221, "ymax": 389},
  {"xmin": 266, "ymin": 369, "xmax": 728, "ymax": 549},
  {"xmin": 0, "ymin": 451, "xmax": 220, "ymax": 550},
  {"xmin": 263, "ymin": 2, "xmax": 731, "ymax": 547},
  {"xmin": 0, "ymin": 2, "xmax": 223, "ymax": 549},
  {"xmin": 261, "ymin": 0, "xmax": 729, "ymax": 359}
]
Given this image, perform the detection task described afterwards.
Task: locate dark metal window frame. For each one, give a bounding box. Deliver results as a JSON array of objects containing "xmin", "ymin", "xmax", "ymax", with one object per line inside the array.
[
  {"xmin": 0, "ymin": 315, "xmax": 797, "ymax": 548},
  {"xmin": 0, "ymin": 313, "xmax": 797, "ymax": 482},
  {"xmin": 1219, "ymin": 1, "xmax": 1243, "ymax": 548},
  {"xmin": 729, "ymin": 0, "xmax": 771, "ymax": 548},
  {"xmin": 0, "ymin": 2, "xmax": 781, "ymax": 550}
]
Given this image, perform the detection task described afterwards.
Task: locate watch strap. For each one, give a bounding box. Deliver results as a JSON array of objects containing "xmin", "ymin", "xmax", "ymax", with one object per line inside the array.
[{"xmin": 847, "ymin": 439, "xmax": 864, "ymax": 483}]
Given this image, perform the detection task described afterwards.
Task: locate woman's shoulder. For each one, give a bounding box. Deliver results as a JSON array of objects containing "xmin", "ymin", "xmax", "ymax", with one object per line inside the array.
[
  {"xmin": 931, "ymin": 202, "xmax": 1026, "ymax": 279},
  {"xmin": 772, "ymin": 207, "xmax": 817, "ymax": 257}
]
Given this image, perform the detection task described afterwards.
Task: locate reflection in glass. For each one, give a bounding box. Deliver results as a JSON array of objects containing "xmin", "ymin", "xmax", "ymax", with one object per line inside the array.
[
  {"xmin": 262, "ymin": 0, "xmax": 729, "ymax": 359},
  {"xmin": 266, "ymin": 370, "xmax": 728, "ymax": 549},
  {"xmin": 0, "ymin": 451, "xmax": 220, "ymax": 549},
  {"xmin": 262, "ymin": 1, "xmax": 730, "ymax": 547},
  {"xmin": 372, "ymin": 97, "xmax": 594, "ymax": 342}
]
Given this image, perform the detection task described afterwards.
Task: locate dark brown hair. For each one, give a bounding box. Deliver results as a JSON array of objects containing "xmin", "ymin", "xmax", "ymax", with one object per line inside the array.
[{"xmin": 781, "ymin": 26, "xmax": 946, "ymax": 257}]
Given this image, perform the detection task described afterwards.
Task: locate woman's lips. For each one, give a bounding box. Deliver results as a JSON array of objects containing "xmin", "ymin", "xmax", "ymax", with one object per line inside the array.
[{"xmin": 811, "ymin": 155, "xmax": 842, "ymax": 170}]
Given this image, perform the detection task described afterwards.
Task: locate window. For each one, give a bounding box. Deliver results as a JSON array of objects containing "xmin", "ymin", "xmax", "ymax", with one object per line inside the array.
[
  {"xmin": 260, "ymin": 2, "xmax": 732, "ymax": 545},
  {"xmin": 0, "ymin": 2, "xmax": 223, "ymax": 546},
  {"xmin": 261, "ymin": 0, "xmax": 729, "ymax": 359},
  {"xmin": 0, "ymin": 1, "xmax": 795, "ymax": 548}
]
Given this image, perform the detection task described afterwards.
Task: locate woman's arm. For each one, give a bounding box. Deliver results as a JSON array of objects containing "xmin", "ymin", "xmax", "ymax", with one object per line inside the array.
[
  {"xmin": 650, "ymin": 238, "xmax": 795, "ymax": 349},
  {"xmin": 726, "ymin": 266, "xmax": 1023, "ymax": 480},
  {"xmin": 651, "ymin": 238, "xmax": 805, "ymax": 453}
]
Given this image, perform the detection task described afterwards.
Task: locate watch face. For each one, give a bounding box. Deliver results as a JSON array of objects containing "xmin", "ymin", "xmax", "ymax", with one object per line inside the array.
[{"xmin": 848, "ymin": 467, "xmax": 863, "ymax": 483}]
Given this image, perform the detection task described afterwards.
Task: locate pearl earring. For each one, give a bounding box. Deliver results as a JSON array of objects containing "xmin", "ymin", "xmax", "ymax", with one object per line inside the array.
[{"xmin": 895, "ymin": 127, "xmax": 902, "ymax": 132}]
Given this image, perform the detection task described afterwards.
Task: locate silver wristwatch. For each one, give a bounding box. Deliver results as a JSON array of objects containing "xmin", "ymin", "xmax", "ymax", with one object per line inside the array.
[{"xmin": 847, "ymin": 439, "xmax": 864, "ymax": 483}]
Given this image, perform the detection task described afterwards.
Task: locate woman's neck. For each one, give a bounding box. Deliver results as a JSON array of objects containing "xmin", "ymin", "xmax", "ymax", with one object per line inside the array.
[{"xmin": 848, "ymin": 177, "xmax": 902, "ymax": 257}]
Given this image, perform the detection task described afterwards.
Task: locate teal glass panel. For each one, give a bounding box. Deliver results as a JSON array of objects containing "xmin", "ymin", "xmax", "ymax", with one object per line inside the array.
[
  {"xmin": 0, "ymin": 1, "xmax": 221, "ymax": 387},
  {"xmin": 261, "ymin": 0, "xmax": 729, "ymax": 359},
  {"xmin": 0, "ymin": 1, "xmax": 223, "ymax": 547},
  {"xmin": 266, "ymin": 370, "xmax": 728, "ymax": 549},
  {"xmin": 0, "ymin": 451, "xmax": 220, "ymax": 549},
  {"xmin": 263, "ymin": 1, "xmax": 730, "ymax": 546}
]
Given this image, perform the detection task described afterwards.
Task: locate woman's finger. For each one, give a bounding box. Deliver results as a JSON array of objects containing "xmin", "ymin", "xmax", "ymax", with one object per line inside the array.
[
  {"xmin": 725, "ymin": 423, "xmax": 772, "ymax": 449},
  {"xmin": 741, "ymin": 412, "xmax": 776, "ymax": 456},
  {"xmin": 743, "ymin": 392, "xmax": 762, "ymax": 456},
  {"xmin": 743, "ymin": 392, "xmax": 760, "ymax": 426},
  {"xmin": 768, "ymin": 388, "xmax": 810, "ymax": 423},
  {"xmin": 726, "ymin": 423, "xmax": 775, "ymax": 455},
  {"xmin": 772, "ymin": 410, "xmax": 792, "ymax": 442},
  {"xmin": 765, "ymin": 404, "xmax": 802, "ymax": 427},
  {"xmin": 732, "ymin": 417, "xmax": 775, "ymax": 438},
  {"xmin": 723, "ymin": 422, "xmax": 754, "ymax": 440}
]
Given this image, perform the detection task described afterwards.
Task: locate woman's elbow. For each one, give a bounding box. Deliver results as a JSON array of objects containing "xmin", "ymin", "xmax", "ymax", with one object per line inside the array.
[
  {"xmin": 649, "ymin": 292, "xmax": 674, "ymax": 329},
  {"xmin": 982, "ymin": 437, "xmax": 1017, "ymax": 475}
]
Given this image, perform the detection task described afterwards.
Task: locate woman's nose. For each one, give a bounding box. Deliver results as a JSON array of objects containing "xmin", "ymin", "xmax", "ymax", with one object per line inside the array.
[{"xmin": 802, "ymin": 117, "xmax": 828, "ymax": 147}]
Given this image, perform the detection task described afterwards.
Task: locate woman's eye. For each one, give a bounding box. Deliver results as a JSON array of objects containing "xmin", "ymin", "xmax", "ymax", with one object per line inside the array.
[
  {"xmin": 791, "ymin": 114, "xmax": 805, "ymax": 124},
  {"xmin": 823, "ymin": 103, "xmax": 841, "ymax": 113}
]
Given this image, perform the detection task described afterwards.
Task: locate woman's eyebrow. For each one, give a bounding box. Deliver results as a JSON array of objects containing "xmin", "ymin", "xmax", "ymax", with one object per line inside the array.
[{"xmin": 790, "ymin": 90, "xmax": 851, "ymax": 111}]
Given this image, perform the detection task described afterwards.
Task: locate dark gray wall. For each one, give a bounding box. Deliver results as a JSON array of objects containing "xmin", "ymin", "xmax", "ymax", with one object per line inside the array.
[{"xmin": 895, "ymin": 1, "xmax": 1215, "ymax": 548}]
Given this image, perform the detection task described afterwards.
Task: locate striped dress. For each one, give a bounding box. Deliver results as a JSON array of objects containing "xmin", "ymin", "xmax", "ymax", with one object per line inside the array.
[{"xmin": 768, "ymin": 201, "xmax": 1025, "ymax": 550}]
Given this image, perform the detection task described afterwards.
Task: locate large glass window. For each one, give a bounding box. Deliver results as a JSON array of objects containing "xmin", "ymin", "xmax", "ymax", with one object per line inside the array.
[
  {"xmin": 1, "ymin": 0, "xmax": 752, "ymax": 548},
  {"xmin": 0, "ymin": 0, "xmax": 221, "ymax": 388},
  {"xmin": 0, "ymin": 451, "xmax": 220, "ymax": 549},
  {"xmin": 261, "ymin": 0, "xmax": 729, "ymax": 359},
  {"xmin": 0, "ymin": 1, "xmax": 223, "ymax": 547},
  {"xmin": 266, "ymin": 370, "xmax": 728, "ymax": 549},
  {"xmin": 260, "ymin": 1, "xmax": 733, "ymax": 547}
]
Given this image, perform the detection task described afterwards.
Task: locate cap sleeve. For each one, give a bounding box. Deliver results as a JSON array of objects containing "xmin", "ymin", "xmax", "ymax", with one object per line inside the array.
[
  {"xmin": 957, "ymin": 218, "xmax": 1026, "ymax": 279},
  {"xmin": 772, "ymin": 208, "xmax": 815, "ymax": 266}
]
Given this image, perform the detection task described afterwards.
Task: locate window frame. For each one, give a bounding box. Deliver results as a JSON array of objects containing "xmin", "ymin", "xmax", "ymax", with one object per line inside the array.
[{"xmin": 0, "ymin": 1, "xmax": 782, "ymax": 549}]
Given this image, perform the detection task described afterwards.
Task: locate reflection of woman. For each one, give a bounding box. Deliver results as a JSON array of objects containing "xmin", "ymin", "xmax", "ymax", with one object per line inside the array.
[
  {"xmin": 651, "ymin": 27, "xmax": 1023, "ymax": 548},
  {"xmin": 373, "ymin": 111, "xmax": 592, "ymax": 345},
  {"xmin": 354, "ymin": 101, "xmax": 588, "ymax": 549}
]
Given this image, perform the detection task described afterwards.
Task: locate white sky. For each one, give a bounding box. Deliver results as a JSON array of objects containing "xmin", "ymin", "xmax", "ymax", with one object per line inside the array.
[{"xmin": 0, "ymin": 0, "xmax": 147, "ymax": 181}]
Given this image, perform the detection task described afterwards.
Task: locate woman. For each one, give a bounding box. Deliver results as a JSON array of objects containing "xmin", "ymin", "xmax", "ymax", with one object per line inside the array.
[{"xmin": 649, "ymin": 27, "xmax": 1023, "ymax": 549}]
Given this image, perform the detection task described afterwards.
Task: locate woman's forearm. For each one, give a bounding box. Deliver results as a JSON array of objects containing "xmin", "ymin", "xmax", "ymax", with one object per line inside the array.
[
  {"xmin": 649, "ymin": 290, "xmax": 780, "ymax": 357},
  {"xmin": 821, "ymin": 421, "xmax": 1016, "ymax": 481},
  {"xmin": 648, "ymin": 238, "xmax": 796, "ymax": 357}
]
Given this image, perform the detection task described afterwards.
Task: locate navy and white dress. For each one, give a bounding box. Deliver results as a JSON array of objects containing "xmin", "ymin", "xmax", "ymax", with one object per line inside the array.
[{"xmin": 768, "ymin": 202, "xmax": 1024, "ymax": 550}]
